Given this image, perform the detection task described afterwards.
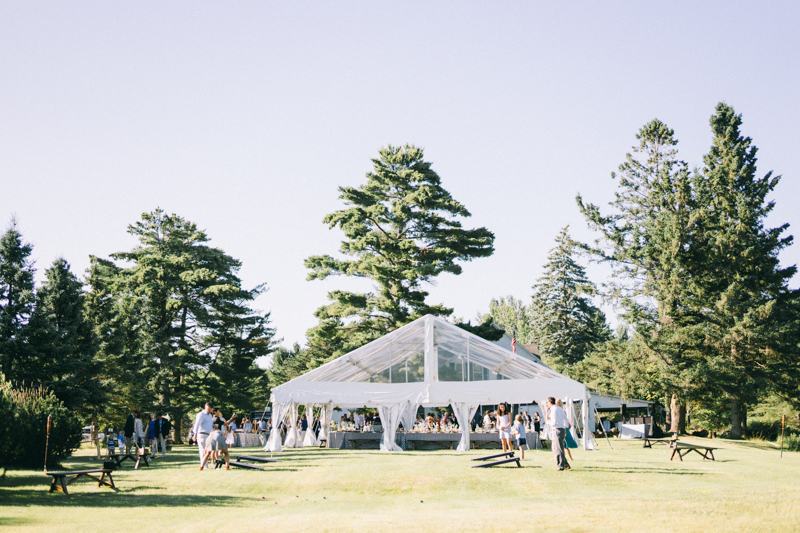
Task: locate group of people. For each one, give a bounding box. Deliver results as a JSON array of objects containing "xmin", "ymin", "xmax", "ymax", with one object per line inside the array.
[
  {"xmin": 191, "ymin": 403, "xmax": 241, "ymax": 470},
  {"xmin": 479, "ymin": 399, "xmax": 576, "ymax": 470},
  {"xmin": 479, "ymin": 408, "xmax": 541, "ymax": 434},
  {"xmin": 122, "ymin": 410, "xmax": 172, "ymax": 459}
]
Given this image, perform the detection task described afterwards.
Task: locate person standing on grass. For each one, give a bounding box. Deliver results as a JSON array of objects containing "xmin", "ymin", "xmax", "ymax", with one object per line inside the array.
[
  {"xmin": 124, "ymin": 409, "xmax": 137, "ymax": 454},
  {"xmin": 155, "ymin": 412, "xmax": 171, "ymax": 459},
  {"xmin": 556, "ymin": 400, "xmax": 577, "ymax": 462},
  {"xmin": 496, "ymin": 403, "xmax": 512, "ymax": 453},
  {"xmin": 511, "ymin": 414, "xmax": 527, "ymax": 460},
  {"xmin": 192, "ymin": 403, "xmax": 215, "ymax": 464},
  {"xmin": 134, "ymin": 412, "xmax": 145, "ymax": 450},
  {"xmin": 547, "ymin": 397, "xmax": 570, "ymax": 471}
]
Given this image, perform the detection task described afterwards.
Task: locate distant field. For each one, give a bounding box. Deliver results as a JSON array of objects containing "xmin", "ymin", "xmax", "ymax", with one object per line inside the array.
[{"xmin": 1, "ymin": 438, "xmax": 798, "ymax": 532}]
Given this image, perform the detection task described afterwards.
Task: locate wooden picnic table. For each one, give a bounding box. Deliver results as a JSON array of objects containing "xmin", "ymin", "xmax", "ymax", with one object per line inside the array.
[
  {"xmin": 643, "ymin": 437, "xmax": 676, "ymax": 448},
  {"xmin": 670, "ymin": 443, "xmax": 718, "ymax": 461},
  {"xmin": 47, "ymin": 469, "xmax": 115, "ymax": 495},
  {"xmin": 112, "ymin": 451, "xmax": 149, "ymax": 469}
]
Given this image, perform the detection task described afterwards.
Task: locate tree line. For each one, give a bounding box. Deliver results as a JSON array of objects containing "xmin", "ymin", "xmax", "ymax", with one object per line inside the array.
[
  {"xmin": 3, "ymin": 103, "xmax": 798, "ymax": 443},
  {"xmin": 0, "ymin": 210, "xmax": 278, "ymax": 441},
  {"xmin": 488, "ymin": 103, "xmax": 800, "ymax": 437}
]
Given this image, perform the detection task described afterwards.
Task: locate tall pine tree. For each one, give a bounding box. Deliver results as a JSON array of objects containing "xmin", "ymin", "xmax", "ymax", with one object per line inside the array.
[
  {"xmin": 0, "ymin": 218, "xmax": 36, "ymax": 382},
  {"xmin": 529, "ymin": 226, "xmax": 610, "ymax": 373},
  {"xmin": 25, "ymin": 258, "xmax": 106, "ymax": 417},
  {"xmin": 578, "ymin": 119, "xmax": 696, "ymax": 432},
  {"xmin": 87, "ymin": 209, "xmax": 278, "ymax": 440},
  {"xmin": 688, "ymin": 103, "xmax": 800, "ymax": 438},
  {"xmin": 286, "ymin": 145, "xmax": 495, "ymax": 384}
]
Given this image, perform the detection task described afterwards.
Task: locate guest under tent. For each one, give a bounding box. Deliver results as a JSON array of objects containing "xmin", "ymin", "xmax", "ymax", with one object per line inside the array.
[{"xmin": 263, "ymin": 315, "xmax": 594, "ymax": 452}]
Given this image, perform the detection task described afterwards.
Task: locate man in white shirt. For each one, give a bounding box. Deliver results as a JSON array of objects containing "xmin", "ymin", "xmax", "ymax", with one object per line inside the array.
[
  {"xmin": 547, "ymin": 397, "xmax": 571, "ymax": 471},
  {"xmin": 192, "ymin": 403, "xmax": 214, "ymax": 464}
]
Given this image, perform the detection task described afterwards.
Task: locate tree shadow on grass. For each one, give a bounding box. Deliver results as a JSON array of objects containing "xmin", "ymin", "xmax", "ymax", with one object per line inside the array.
[
  {"xmin": 580, "ymin": 466, "xmax": 712, "ymax": 475},
  {"xmin": 0, "ymin": 489, "xmax": 246, "ymax": 507}
]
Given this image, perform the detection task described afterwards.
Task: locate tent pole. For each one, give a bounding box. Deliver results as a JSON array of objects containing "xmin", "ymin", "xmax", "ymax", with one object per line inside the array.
[{"xmin": 594, "ymin": 402, "xmax": 613, "ymax": 449}]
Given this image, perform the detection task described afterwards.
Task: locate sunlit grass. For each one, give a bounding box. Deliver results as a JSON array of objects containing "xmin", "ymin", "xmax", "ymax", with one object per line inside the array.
[{"xmin": 1, "ymin": 437, "xmax": 798, "ymax": 532}]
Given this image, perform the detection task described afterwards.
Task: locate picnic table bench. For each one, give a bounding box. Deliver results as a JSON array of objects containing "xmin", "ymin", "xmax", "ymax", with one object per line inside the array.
[
  {"xmin": 111, "ymin": 450, "xmax": 149, "ymax": 469},
  {"xmin": 643, "ymin": 437, "xmax": 676, "ymax": 448},
  {"xmin": 48, "ymin": 469, "xmax": 115, "ymax": 495},
  {"xmin": 670, "ymin": 443, "xmax": 718, "ymax": 461}
]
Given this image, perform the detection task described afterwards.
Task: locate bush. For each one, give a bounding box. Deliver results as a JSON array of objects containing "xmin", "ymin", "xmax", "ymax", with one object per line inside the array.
[
  {"xmin": 0, "ymin": 381, "xmax": 82, "ymax": 469},
  {"xmin": 747, "ymin": 420, "xmax": 782, "ymax": 441},
  {"xmin": 779, "ymin": 432, "xmax": 800, "ymax": 452}
]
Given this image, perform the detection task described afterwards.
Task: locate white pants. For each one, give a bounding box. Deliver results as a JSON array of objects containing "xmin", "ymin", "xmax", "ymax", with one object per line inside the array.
[
  {"xmin": 197, "ymin": 433, "xmax": 209, "ymax": 463},
  {"xmin": 151, "ymin": 436, "xmax": 159, "ymax": 457},
  {"xmin": 158, "ymin": 435, "xmax": 166, "ymax": 457}
]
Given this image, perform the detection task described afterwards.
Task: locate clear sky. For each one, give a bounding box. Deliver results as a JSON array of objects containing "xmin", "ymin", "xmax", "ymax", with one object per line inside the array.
[{"xmin": 2, "ymin": 2, "xmax": 799, "ymax": 354}]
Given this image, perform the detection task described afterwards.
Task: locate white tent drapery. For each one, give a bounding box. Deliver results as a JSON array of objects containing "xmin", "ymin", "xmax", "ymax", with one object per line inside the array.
[
  {"xmin": 264, "ymin": 401, "xmax": 286, "ymax": 452},
  {"xmin": 303, "ymin": 404, "xmax": 319, "ymax": 446},
  {"xmin": 269, "ymin": 315, "xmax": 592, "ymax": 452},
  {"xmin": 283, "ymin": 401, "xmax": 303, "ymax": 449},
  {"xmin": 376, "ymin": 404, "xmax": 403, "ymax": 451}
]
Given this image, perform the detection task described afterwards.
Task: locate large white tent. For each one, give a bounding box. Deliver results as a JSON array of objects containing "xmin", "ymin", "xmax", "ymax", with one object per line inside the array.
[{"xmin": 265, "ymin": 314, "xmax": 591, "ymax": 452}]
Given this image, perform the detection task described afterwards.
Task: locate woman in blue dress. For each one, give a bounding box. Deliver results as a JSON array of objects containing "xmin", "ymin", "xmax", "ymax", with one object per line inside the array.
[{"xmin": 147, "ymin": 413, "xmax": 156, "ymax": 452}]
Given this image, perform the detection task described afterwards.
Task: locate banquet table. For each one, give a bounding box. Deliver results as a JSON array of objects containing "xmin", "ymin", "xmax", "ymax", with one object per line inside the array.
[
  {"xmin": 235, "ymin": 432, "xmax": 263, "ymax": 447},
  {"xmin": 327, "ymin": 431, "xmax": 541, "ymax": 451}
]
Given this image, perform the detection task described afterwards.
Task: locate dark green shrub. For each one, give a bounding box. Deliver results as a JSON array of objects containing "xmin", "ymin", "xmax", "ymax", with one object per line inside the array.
[{"xmin": 0, "ymin": 381, "xmax": 82, "ymax": 469}]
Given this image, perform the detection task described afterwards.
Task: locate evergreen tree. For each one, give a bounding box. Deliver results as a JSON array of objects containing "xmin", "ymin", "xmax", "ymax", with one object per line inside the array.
[
  {"xmin": 87, "ymin": 209, "xmax": 278, "ymax": 439},
  {"xmin": 85, "ymin": 256, "xmax": 151, "ymax": 424},
  {"xmin": 577, "ymin": 119, "xmax": 697, "ymax": 431},
  {"xmin": 25, "ymin": 258, "xmax": 106, "ymax": 416},
  {"xmin": 295, "ymin": 145, "xmax": 495, "ymax": 380},
  {"xmin": 0, "ymin": 218, "xmax": 36, "ymax": 381},
  {"xmin": 687, "ymin": 103, "xmax": 800, "ymax": 438},
  {"xmin": 529, "ymin": 227, "xmax": 610, "ymax": 372}
]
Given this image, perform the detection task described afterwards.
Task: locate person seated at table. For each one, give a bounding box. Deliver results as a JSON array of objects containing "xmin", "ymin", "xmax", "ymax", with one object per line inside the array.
[
  {"xmin": 425, "ymin": 415, "xmax": 437, "ymax": 431},
  {"xmin": 200, "ymin": 424, "xmax": 230, "ymax": 471},
  {"xmin": 416, "ymin": 415, "xmax": 424, "ymax": 426}
]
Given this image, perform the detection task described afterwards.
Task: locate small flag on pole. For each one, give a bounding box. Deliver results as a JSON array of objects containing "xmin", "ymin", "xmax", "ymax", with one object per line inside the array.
[{"xmin": 511, "ymin": 330, "xmax": 517, "ymax": 353}]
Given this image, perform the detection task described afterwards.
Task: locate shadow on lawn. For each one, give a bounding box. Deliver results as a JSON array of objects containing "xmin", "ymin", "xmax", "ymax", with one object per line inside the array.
[
  {"xmin": 0, "ymin": 487, "xmax": 247, "ymax": 507},
  {"xmin": 580, "ymin": 466, "xmax": 711, "ymax": 475}
]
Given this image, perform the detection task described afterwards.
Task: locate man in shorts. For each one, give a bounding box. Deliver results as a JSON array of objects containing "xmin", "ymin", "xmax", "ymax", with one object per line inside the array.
[{"xmin": 191, "ymin": 403, "xmax": 214, "ymax": 464}]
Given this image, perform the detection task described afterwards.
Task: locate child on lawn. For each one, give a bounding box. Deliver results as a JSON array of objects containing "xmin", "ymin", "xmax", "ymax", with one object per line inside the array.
[{"xmin": 512, "ymin": 414, "xmax": 527, "ymax": 460}]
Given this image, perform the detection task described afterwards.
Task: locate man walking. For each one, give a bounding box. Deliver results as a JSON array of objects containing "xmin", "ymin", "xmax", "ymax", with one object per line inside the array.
[
  {"xmin": 152, "ymin": 412, "xmax": 170, "ymax": 459},
  {"xmin": 547, "ymin": 397, "xmax": 571, "ymax": 471},
  {"xmin": 124, "ymin": 409, "xmax": 137, "ymax": 454},
  {"xmin": 158, "ymin": 413, "xmax": 171, "ymax": 458},
  {"xmin": 191, "ymin": 403, "xmax": 214, "ymax": 464}
]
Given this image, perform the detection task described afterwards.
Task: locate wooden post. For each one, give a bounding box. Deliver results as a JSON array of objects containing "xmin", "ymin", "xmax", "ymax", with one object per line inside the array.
[{"xmin": 780, "ymin": 414, "xmax": 786, "ymax": 459}]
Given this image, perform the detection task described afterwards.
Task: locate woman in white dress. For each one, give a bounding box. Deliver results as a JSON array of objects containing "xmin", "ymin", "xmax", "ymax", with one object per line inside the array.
[{"xmin": 496, "ymin": 403, "xmax": 512, "ymax": 453}]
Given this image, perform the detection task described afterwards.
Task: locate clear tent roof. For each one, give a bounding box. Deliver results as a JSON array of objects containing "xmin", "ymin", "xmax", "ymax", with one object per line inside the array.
[{"xmin": 293, "ymin": 315, "xmax": 562, "ymax": 384}]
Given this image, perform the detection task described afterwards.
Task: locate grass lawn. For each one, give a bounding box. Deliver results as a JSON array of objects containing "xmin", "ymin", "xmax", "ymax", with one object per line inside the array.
[{"xmin": 1, "ymin": 437, "xmax": 798, "ymax": 532}]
